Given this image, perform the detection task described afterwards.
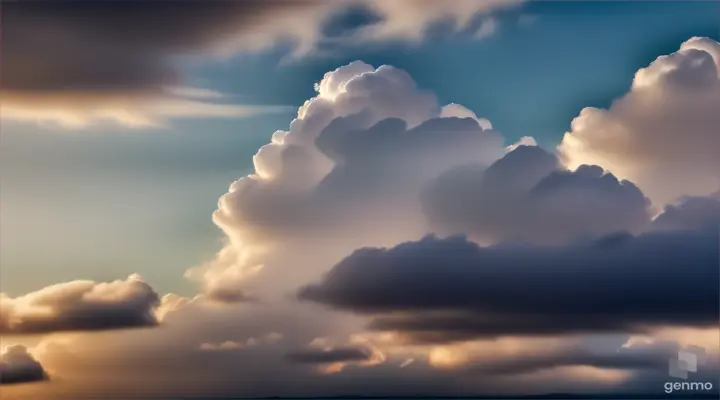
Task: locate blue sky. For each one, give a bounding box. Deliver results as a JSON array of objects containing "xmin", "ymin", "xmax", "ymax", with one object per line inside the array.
[{"xmin": 1, "ymin": 0, "xmax": 717, "ymax": 296}]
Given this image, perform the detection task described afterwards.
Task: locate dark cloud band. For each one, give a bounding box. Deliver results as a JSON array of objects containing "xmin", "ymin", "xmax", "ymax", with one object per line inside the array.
[
  {"xmin": 299, "ymin": 226, "xmax": 719, "ymax": 342},
  {"xmin": 285, "ymin": 346, "xmax": 374, "ymax": 364}
]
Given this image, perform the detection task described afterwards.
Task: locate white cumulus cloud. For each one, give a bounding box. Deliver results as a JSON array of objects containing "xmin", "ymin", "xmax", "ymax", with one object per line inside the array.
[{"xmin": 558, "ymin": 37, "xmax": 720, "ymax": 206}]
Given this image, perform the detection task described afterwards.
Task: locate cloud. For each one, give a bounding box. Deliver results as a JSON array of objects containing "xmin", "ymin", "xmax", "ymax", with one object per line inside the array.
[
  {"xmin": 1, "ymin": 0, "xmax": 326, "ymax": 127},
  {"xmin": 284, "ymin": 336, "xmax": 386, "ymax": 375},
  {"xmin": 286, "ymin": 346, "xmax": 375, "ymax": 364},
  {"xmin": 465, "ymin": 344, "xmax": 665, "ymax": 376},
  {"xmin": 200, "ymin": 332, "xmax": 284, "ymax": 351},
  {"xmin": 356, "ymin": 0, "xmax": 522, "ymax": 42},
  {"xmin": 19, "ymin": 311, "xmax": 470, "ymax": 399},
  {"xmin": 439, "ymin": 103, "xmax": 493, "ymax": 130},
  {"xmin": 188, "ymin": 61, "xmax": 505, "ymax": 301},
  {"xmin": 299, "ymin": 226, "xmax": 719, "ymax": 342},
  {"xmin": 0, "ymin": 346, "xmax": 49, "ymax": 385},
  {"xmin": 651, "ymin": 194, "xmax": 720, "ymax": 232},
  {"xmin": 14, "ymin": 313, "xmax": 717, "ymax": 399},
  {"xmin": 0, "ymin": 275, "xmax": 161, "ymax": 334},
  {"xmin": 558, "ymin": 37, "xmax": 720, "ymax": 206},
  {"xmin": 2, "ymin": 93, "xmax": 294, "ymax": 129},
  {"xmin": 423, "ymin": 145, "xmax": 652, "ymax": 245},
  {"xmin": 414, "ymin": 333, "xmax": 719, "ymax": 395},
  {"xmin": 506, "ymin": 135, "xmax": 537, "ymax": 152},
  {"xmin": 474, "ymin": 17, "xmax": 499, "ymax": 39},
  {"xmin": 419, "ymin": 334, "xmax": 672, "ymax": 376},
  {"xmin": 286, "ymin": 344, "xmax": 384, "ymax": 374},
  {"xmin": 2, "ymin": 0, "xmax": 520, "ymax": 128}
]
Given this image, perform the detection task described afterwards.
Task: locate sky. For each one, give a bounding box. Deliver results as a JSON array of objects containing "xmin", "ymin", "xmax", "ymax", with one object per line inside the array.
[{"xmin": 0, "ymin": 0, "xmax": 719, "ymax": 398}]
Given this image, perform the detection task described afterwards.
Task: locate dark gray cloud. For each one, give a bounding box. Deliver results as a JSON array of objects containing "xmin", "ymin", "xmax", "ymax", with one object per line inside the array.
[
  {"xmin": 0, "ymin": 0, "xmax": 326, "ymax": 125},
  {"xmin": 285, "ymin": 345, "xmax": 374, "ymax": 364},
  {"xmin": 0, "ymin": 275, "xmax": 160, "ymax": 334},
  {"xmin": 423, "ymin": 145, "xmax": 652, "ymax": 244},
  {"xmin": 2, "ymin": 0, "xmax": 319, "ymax": 93},
  {"xmin": 651, "ymin": 194, "xmax": 720, "ymax": 232},
  {"xmin": 299, "ymin": 226, "xmax": 719, "ymax": 342},
  {"xmin": 0, "ymin": 346, "xmax": 49, "ymax": 385},
  {"xmin": 2, "ymin": 0, "xmax": 519, "ymax": 105}
]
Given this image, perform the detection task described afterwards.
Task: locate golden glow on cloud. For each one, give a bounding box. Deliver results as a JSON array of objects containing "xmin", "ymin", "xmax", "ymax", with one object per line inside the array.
[
  {"xmin": 0, "ymin": 89, "xmax": 292, "ymax": 129},
  {"xmin": 559, "ymin": 37, "xmax": 720, "ymax": 205}
]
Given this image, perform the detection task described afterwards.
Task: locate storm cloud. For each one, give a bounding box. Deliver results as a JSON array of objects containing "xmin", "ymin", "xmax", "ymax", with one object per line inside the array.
[{"xmin": 299, "ymin": 226, "xmax": 719, "ymax": 342}]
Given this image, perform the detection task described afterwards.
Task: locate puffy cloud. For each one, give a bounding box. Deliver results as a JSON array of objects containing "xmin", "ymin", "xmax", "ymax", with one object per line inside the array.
[
  {"xmin": 651, "ymin": 194, "xmax": 720, "ymax": 232},
  {"xmin": 189, "ymin": 61, "xmax": 505, "ymax": 300},
  {"xmin": 0, "ymin": 345, "xmax": 48, "ymax": 385},
  {"xmin": 558, "ymin": 37, "xmax": 720, "ymax": 206},
  {"xmin": 0, "ymin": 275, "xmax": 160, "ymax": 334},
  {"xmin": 2, "ymin": 0, "xmax": 520, "ymax": 128},
  {"xmin": 423, "ymin": 146, "xmax": 652, "ymax": 244},
  {"xmin": 439, "ymin": 103, "xmax": 493, "ymax": 130},
  {"xmin": 299, "ymin": 226, "xmax": 719, "ymax": 342}
]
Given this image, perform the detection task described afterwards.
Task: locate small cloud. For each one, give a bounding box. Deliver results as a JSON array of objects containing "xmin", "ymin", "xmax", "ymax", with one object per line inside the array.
[
  {"xmin": 200, "ymin": 341, "xmax": 245, "ymax": 351},
  {"xmin": 286, "ymin": 336, "xmax": 386, "ymax": 376},
  {"xmin": 0, "ymin": 345, "xmax": 49, "ymax": 385},
  {"xmin": 285, "ymin": 346, "xmax": 375, "ymax": 364},
  {"xmin": 506, "ymin": 136, "xmax": 537, "ymax": 152}
]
